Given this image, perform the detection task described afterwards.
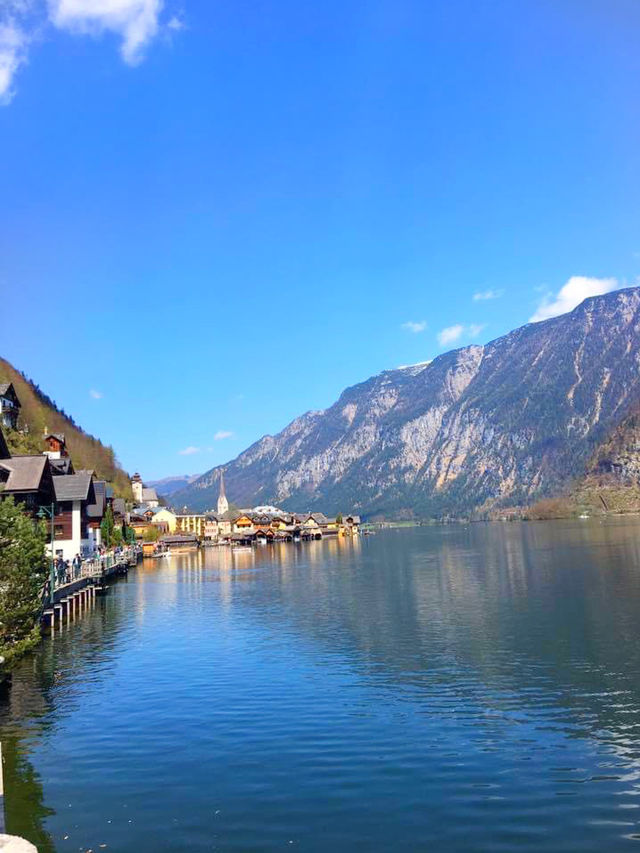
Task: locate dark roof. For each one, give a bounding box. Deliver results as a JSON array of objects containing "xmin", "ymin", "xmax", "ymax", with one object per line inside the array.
[
  {"xmin": 0, "ymin": 383, "xmax": 19, "ymax": 404},
  {"xmin": 49, "ymin": 457, "xmax": 74, "ymax": 475},
  {"xmin": 44, "ymin": 432, "xmax": 65, "ymax": 444},
  {"xmin": 112, "ymin": 497, "xmax": 126, "ymax": 516},
  {"xmin": 87, "ymin": 480, "xmax": 106, "ymax": 518},
  {"xmin": 0, "ymin": 455, "xmax": 48, "ymax": 492},
  {"xmin": 297, "ymin": 512, "xmax": 329, "ymax": 524},
  {"xmin": 53, "ymin": 471, "xmax": 94, "ymax": 502}
]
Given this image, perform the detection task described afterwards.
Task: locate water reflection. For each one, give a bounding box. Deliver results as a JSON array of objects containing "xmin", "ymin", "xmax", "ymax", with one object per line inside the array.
[{"xmin": 2, "ymin": 522, "xmax": 640, "ymax": 851}]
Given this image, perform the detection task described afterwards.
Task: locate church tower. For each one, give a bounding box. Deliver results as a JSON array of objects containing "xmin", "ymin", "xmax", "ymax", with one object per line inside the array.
[
  {"xmin": 131, "ymin": 472, "xmax": 143, "ymax": 505},
  {"xmin": 217, "ymin": 469, "xmax": 229, "ymax": 517}
]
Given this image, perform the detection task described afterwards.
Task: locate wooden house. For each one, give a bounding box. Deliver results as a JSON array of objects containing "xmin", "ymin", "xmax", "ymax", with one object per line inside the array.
[
  {"xmin": 43, "ymin": 432, "xmax": 68, "ymax": 459},
  {"xmin": 0, "ymin": 454, "xmax": 56, "ymax": 514},
  {"xmin": 233, "ymin": 514, "xmax": 254, "ymax": 532},
  {"xmin": 0, "ymin": 383, "xmax": 21, "ymax": 430}
]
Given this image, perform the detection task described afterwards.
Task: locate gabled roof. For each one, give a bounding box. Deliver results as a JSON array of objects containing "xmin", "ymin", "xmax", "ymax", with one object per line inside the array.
[
  {"xmin": 49, "ymin": 457, "xmax": 74, "ymax": 475},
  {"xmin": 0, "ymin": 455, "xmax": 48, "ymax": 493},
  {"xmin": 53, "ymin": 471, "xmax": 94, "ymax": 502},
  {"xmin": 44, "ymin": 432, "xmax": 65, "ymax": 443},
  {"xmin": 0, "ymin": 383, "xmax": 20, "ymax": 405},
  {"xmin": 112, "ymin": 497, "xmax": 126, "ymax": 516},
  {"xmin": 87, "ymin": 480, "xmax": 106, "ymax": 518},
  {"xmin": 141, "ymin": 487, "xmax": 158, "ymax": 502}
]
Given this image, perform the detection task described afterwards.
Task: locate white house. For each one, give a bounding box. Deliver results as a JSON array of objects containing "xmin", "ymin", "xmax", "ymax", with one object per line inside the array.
[{"xmin": 52, "ymin": 471, "xmax": 101, "ymax": 561}]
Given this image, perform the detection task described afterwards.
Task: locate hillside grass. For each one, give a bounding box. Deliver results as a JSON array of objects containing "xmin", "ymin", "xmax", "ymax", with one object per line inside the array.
[{"xmin": 0, "ymin": 358, "xmax": 131, "ymax": 498}]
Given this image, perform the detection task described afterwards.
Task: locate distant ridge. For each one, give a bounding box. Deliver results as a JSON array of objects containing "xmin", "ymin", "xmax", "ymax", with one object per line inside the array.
[
  {"xmin": 148, "ymin": 474, "xmax": 201, "ymax": 498},
  {"xmin": 172, "ymin": 287, "xmax": 640, "ymax": 518}
]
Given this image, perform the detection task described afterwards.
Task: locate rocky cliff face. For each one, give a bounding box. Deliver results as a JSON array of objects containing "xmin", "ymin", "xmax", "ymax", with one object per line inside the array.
[{"xmin": 174, "ymin": 287, "xmax": 640, "ymax": 517}]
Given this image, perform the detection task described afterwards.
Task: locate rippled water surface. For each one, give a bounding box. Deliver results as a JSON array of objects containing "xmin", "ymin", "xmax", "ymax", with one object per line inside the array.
[{"xmin": 4, "ymin": 520, "xmax": 640, "ymax": 851}]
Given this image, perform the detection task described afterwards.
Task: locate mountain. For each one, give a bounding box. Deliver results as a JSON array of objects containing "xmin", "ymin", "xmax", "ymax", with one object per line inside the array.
[
  {"xmin": 0, "ymin": 357, "xmax": 131, "ymax": 497},
  {"xmin": 147, "ymin": 474, "xmax": 201, "ymax": 498},
  {"xmin": 173, "ymin": 287, "xmax": 640, "ymax": 518}
]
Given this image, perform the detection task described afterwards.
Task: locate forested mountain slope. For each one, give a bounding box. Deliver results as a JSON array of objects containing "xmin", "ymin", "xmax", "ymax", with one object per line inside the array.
[{"xmin": 0, "ymin": 358, "xmax": 131, "ymax": 497}]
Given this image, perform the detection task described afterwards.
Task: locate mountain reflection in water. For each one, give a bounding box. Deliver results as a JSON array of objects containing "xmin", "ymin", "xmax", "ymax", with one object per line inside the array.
[{"xmin": 2, "ymin": 521, "xmax": 640, "ymax": 851}]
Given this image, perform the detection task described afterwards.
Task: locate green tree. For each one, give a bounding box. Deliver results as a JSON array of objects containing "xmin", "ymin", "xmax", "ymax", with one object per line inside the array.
[
  {"xmin": 143, "ymin": 525, "xmax": 160, "ymax": 543},
  {"xmin": 336, "ymin": 513, "xmax": 343, "ymax": 525},
  {"xmin": 0, "ymin": 498, "xmax": 47, "ymax": 664},
  {"xmin": 122, "ymin": 522, "xmax": 135, "ymax": 545},
  {"xmin": 100, "ymin": 505, "xmax": 115, "ymax": 548}
]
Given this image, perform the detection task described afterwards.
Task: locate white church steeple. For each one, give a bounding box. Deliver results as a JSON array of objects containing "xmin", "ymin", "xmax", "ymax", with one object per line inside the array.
[{"xmin": 217, "ymin": 469, "xmax": 229, "ymax": 516}]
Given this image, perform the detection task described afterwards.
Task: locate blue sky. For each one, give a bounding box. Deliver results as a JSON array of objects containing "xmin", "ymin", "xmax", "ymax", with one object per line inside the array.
[{"xmin": 1, "ymin": 0, "xmax": 639, "ymax": 480}]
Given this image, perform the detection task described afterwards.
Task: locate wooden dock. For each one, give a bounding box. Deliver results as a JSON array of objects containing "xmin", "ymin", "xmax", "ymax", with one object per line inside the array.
[{"xmin": 41, "ymin": 546, "xmax": 142, "ymax": 633}]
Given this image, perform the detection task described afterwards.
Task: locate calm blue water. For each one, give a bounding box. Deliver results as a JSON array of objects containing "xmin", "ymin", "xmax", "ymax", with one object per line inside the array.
[{"xmin": 4, "ymin": 521, "xmax": 640, "ymax": 851}]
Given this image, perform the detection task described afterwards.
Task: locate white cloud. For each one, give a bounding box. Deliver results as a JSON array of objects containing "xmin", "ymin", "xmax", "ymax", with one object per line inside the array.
[
  {"xmin": 437, "ymin": 324, "xmax": 464, "ymax": 346},
  {"xmin": 467, "ymin": 323, "xmax": 486, "ymax": 338},
  {"xmin": 89, "ymin": 388, "xmax": 103, "ymax": 399},
  {"xmin": 0, "ymin": 19, "xmax": 29, "ymax": 104},
  {"xmin": 178, "ymin": 446, "xmax": 200, "ymax": 456},
  {"xmin": 437, "ymin": 323, "xmax": 487, "ymax": 347},
  {"xmin": 529, "ymin": 276, "xmax": 618, "ymax": 323},
  {"xmin": 1, "ymin": 0, "xmax": 173, "ymax": 103},
  {"xmin": 214, "ymin": 430, "xmax": 234, "ymax": 441},
  {"xmin": 401, "ymin": 320, "xmax": 427, "ymax": 334},
  {"xmin": 167, "ymin": 13, "xmax": 183, "ymax": 30},
  {"xmin": 473, "ymin": 289, "xmax": 503, "ymax": 301},
  {"xmin": 47, "ymin": 0, "xmax": 163, "ymax": 65}
]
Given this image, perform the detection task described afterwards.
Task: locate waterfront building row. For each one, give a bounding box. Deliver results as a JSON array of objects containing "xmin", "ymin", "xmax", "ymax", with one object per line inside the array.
[{"xmin": 129, "ymin": 504, "xmax": 360, "ymax": 544}]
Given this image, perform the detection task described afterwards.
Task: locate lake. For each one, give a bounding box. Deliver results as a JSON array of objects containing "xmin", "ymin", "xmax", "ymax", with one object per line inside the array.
[{"xmin": 3, "ymin": 520, "xmax": 640, "ymax": 851}]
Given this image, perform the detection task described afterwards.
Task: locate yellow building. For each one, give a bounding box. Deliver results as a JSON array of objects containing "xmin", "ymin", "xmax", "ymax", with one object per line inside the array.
[
  {"xmin": 151, "ymin": 507, "xmax": 178, "ymax": 533},
  {"xmin": 175, "ymin": 513, "xmax": 206, "ymax": 538}
]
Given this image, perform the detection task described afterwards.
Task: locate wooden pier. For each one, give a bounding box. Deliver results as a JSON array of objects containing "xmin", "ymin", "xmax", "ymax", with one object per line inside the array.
[{"xmin": 41, "ymin": 546, "xmax": 142, "ymax": 633}]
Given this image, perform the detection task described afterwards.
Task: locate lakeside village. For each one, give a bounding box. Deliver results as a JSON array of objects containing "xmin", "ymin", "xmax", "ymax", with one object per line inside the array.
[
  {"xmin": 128, "ymin": 470, "xmax": 361, "ymax": 554},
  {"xmin": 0, "ymin": 382, "xmax": 361, "ymax": 570}
]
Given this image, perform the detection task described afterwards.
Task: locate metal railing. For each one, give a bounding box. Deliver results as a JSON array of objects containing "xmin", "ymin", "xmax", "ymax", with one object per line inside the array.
[{"xmin": 47, "ymin": 545, "xmax": 141, "ymax": 597}]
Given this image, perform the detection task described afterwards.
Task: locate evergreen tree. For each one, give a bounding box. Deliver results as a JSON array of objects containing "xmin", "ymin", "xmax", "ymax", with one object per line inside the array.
[
  {"xmin": 100, "ymin": 505, "xmax": 115, "ymax": 548},
  {"xmin": 0, "ymin": 498, "xmax": 47, "ymax": 663}
]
